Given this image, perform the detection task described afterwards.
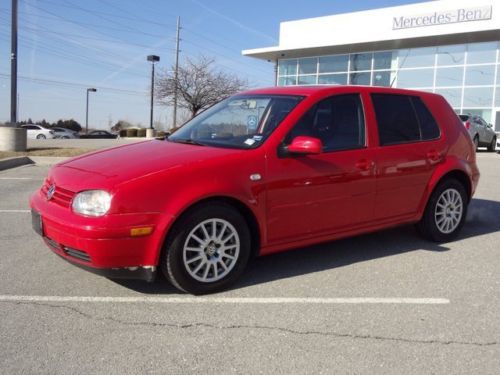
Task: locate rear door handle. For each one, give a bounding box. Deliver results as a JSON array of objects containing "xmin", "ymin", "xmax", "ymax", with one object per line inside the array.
[
  {"xmin": 426, "ymin": 150, "xmax": 442, "ymax": 162},
  {"xmin": 355, "ymin": 159, "xmax": 373, "ymax": 171}
]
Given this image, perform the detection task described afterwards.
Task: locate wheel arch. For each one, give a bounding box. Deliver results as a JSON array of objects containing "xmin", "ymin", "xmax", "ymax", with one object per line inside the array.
[
  {"xmin": 158, "ymin": 196, "xmax": 261, "ymax": 264},
  {"xmin": 422, "ymin": 168, "xmax": 472, "ymax": 214}
]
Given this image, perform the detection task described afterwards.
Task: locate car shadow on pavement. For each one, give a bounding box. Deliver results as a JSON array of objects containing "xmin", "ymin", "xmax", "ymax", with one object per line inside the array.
[{"xmin": 115, "ymin": 198, "xmax": 499, "ymax": 294}]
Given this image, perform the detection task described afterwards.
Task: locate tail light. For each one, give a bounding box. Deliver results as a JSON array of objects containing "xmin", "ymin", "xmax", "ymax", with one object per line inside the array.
[
  {"xmin": 464, "ymin": 121, "xmax": 470, "ymax": 130},
  {"xmin": 49, "ymin": 130, "xmax": 55, "ymax": 134}
]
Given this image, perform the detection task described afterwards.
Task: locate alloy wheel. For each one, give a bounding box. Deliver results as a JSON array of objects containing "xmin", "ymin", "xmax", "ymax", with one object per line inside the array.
[
  {"xmin": 434, "ymin": 188, "xmax": 463, "ymax": 234},
  {"xmin": 182, "ymin": 218, "xmax": 240, "ymax": 283}
]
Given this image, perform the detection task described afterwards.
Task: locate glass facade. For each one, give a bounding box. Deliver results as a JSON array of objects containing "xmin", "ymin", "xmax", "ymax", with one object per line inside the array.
[{"xmin": 277, "ymin": 42, "xmax": 500, "ymax": 128}]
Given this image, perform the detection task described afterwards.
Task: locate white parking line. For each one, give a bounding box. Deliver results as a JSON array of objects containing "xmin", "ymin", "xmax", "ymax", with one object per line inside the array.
[
  {"xmin": 0, "ymin": 295, "xmax": 450, "ymax": 304},
  {"xmin": 0, "ymin": 177, "xmax": 37, "ymax": 180},
  {"xmin": 0, "ymin": 210, "xmax": 30, "ymax": 213}
]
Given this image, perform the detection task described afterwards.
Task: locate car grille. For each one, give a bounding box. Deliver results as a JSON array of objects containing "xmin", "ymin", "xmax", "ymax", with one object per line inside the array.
[
  {"xmin": 63, "ymin": 246, "xmax": 91, "ymax": 263},
  {"xmin": 44, "ymin": 235, "xmax": 92, "ymax": 263},
  {"xmin": 41, "ymin": 180, "xmax": 75, "ymax": 208}
]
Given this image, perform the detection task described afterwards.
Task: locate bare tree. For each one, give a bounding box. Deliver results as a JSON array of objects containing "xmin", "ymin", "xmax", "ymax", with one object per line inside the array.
[{"xmin": 156, "ymin": 56, "xmax": 247, "ymax": 122}]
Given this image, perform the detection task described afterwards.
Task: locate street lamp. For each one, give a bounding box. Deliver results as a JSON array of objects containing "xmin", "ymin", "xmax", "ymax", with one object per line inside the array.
[
  {"xmin": 147, "ymin": 55, "xmax": 160, "ymax": 130},
  {"xmin": 85, "ymin": 88, "xmax": 97, "ymax": 134}
]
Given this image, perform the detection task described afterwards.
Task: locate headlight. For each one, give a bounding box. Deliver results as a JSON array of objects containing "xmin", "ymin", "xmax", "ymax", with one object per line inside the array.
[{"xmin": 72, "ymin": 190, "xmax": 112, "ymax": 217}]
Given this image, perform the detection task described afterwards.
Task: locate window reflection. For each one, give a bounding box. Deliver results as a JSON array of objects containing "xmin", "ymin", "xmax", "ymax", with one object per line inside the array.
[
  {"xmin": 397, "ymin": 69, "xmax": 434, "ymax": 88},
  {"xmin": 298, "ymin": 58, "xmax": 317, "ymax": 75},
  {"xmin": 372, "ymin": 71, "xmax": 394, "ymax": 87},
  {"xmin": 278, "ymin": 76, "xmax": 297, "ymax": 86},
  {"xmin": 349, "ymin": 72, "xmax": 370, "ymax": 85},
  {"xmin": 278, "ymin": 60, "xmax": 297, "ymax": 76},
  {"xmin": 398, "ymin": 47, "xmax": 435, "ymax": 68},
  {"xmin": 435, "ymin": 67, "xmax": 463, "ymax": 87},
  {"xmin": 467, "ymin": 42, "xmax": 497, "ymax": 64},
  {"xmin": 463, "ymin": 87, "xmax": 493, "ymax": 107},
  {"xmin": 435, "ymin": 88, "xmax": 462, "ymax": 107},
  {"xmin": 465, "ymin": 65, "xmax": 495, "ymax": 86},
  {"xmin": 437, "ymin": 44, "xmax": 465, "ymax": 66},
  {"xmin": 350, "ymin": 53, "xmax": 372, "ymax": 71},
  {"xmin": 319, "ymin": 55, "xmax": 348, "ymax": 73},
  {"xmin": 318, "ymin": 74, "xmax": 347, "ymax": 85},
  {"xmin": 298, "ymin": 75, "xmax": 316, "ymax": 85},
  {"xmin": 373, "ymin": 51, "xmax": 396, "ymax": 70}
]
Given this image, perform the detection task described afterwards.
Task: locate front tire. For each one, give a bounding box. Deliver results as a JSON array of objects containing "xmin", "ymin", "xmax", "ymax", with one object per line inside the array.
[
  {"xmin": 161, "ymin": 203, "xmax": 251, "ymax": 294},
  {"xmin": 417, "ymin": 179, "xmax": 468, "ymax": 242},
  {"xmin": 487, "ymin": 136, "xmax": 496, "ymax": 152},
  {"xmin": 36, "ymin": 134, "xmax": 46, "ymax": 139}
]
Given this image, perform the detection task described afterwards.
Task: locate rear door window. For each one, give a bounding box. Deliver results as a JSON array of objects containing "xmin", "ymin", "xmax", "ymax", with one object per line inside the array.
[
  {"xmin": 371, "ymin": 94, "xmax": 420, "ymax": 145},
  {"xmin": 371, "ymin": 93, "xmax": 440, "ymax": 145}
]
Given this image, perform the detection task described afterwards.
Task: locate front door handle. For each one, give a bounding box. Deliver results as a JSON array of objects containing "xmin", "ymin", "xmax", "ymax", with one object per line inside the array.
[{"xmin": 355, "ymin": 159, "xmax": 373, "ymax": 171}]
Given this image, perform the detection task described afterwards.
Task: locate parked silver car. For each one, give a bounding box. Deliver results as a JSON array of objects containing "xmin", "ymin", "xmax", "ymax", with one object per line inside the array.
[
  {"xmin": 458, "ymin": 114, "xmax": 497, "ymax": 152},
  {"xmin": 52, "ymin": 127, "xmax": 79, "ymax": 139}
]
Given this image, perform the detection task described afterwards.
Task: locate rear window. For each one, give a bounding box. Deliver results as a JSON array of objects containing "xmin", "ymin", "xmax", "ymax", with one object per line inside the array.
[{"xmin": 371, "ymin": 94, "xmax": 440, "ymax": 146}]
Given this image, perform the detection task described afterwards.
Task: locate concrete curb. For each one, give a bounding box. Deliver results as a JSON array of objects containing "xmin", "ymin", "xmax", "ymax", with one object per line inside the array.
[
  {"xmin": 0, "ymin": 156, "xmax": 69, "ymax": 171},
  {"xmin": 0, "ymin": 156, "xmax": 34, "ymax": 171},
  {"xmin": 28, "ymin": 156, "xmax": 70, "ymax": 166}
]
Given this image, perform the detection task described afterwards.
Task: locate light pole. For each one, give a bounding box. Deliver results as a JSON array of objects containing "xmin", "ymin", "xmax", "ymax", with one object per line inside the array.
[
  {"xmin": 147, "ymin": 55, "xmax": 160, "ymax": 130},
  {"xmin": 85, "ymin": 88, "xmax": 97, "ymax": 134},
  {"xmin": 10, "ymin": 0, "xmax": 18, "ymax": 126}
]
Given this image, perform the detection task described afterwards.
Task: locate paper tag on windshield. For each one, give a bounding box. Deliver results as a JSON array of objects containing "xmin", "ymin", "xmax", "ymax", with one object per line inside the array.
[{"xmin": 244, "ymin": 138, "xmax": 256, "ymax": 146}]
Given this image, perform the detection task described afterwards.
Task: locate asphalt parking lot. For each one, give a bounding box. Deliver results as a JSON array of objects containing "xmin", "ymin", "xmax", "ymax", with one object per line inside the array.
[{"xmin": 0, "ymin": 153, "xmax": 499, "ymax": 374}]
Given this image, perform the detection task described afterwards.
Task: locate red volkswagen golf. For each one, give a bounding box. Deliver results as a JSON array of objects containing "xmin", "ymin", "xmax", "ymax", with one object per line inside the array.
[{"xmin": 30, "ymin": 86, "xmax": 480, "ymax": 294}]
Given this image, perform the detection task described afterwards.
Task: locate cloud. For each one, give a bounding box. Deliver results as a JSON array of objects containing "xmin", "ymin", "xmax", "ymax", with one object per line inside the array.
[{"xmin": 190, "ymin": 0, "xmax": 277, "ymax": 44}]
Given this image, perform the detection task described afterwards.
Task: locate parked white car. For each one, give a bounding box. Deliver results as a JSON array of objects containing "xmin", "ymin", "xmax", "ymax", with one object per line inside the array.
[
  {"xmin": 21, "ymin": 124, "xmax": 55, "ymax": 139},
  {"xmin": 51, "ymin": 127, "xmax": 79, "ymax": 139}
]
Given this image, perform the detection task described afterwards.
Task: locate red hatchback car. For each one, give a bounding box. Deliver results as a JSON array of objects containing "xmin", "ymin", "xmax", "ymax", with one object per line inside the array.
[{"xmin": 30, "ymin": 86, "xmax": 480, "ymax": 294}]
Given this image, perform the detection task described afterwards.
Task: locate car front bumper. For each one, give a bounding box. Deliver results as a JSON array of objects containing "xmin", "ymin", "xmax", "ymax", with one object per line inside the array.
[{"xmin": 30, "ymin": 191, "xmax": 174, "ymax": 282}]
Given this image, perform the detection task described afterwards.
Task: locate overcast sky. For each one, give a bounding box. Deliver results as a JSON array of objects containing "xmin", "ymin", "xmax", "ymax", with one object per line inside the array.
[{"xmin": 0, "ymin": 0, "xmax": 422, "ymax": 130}]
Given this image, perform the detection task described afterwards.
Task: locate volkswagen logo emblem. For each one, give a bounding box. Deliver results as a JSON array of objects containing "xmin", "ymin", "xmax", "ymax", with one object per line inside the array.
[{"xmin": 47, "ymin": 184, "xmax": 56, "ymax": 201}]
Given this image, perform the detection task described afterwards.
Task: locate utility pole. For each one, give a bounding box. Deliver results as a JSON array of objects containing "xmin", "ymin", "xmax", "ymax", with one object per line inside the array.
[
  {"xmin": 172, "ymin": 16, "xmax": 181, "ymax": 129},
  {"xmin": 10, "ymin": 0, "xmax": 18, "ymax": 126}
]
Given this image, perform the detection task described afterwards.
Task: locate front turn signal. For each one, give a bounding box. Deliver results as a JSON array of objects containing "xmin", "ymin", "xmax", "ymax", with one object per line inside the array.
[{"xmin": 130, "ymin": 227, "xmax": 153, "ymax": 237}]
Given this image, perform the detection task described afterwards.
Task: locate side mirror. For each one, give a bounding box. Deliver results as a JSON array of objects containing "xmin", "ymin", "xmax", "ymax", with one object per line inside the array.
[
  {"xmin": 287, "ymin": 136, "xmax": 323, "ymax": 155},
  {"xmin": 487, "ymin": 123, "xmax": 493, "ymax": 128}
]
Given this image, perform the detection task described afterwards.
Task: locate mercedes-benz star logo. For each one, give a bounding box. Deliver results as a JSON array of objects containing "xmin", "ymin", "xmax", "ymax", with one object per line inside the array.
[{"xmin": 47, "ymin": 184, "xmax": 56, "ymax": 201}]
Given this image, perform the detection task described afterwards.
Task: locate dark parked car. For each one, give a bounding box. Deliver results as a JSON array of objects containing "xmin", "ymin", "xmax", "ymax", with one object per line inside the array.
[
  {"xmin": 80, "ymin": 130, "xmax": 117, "ymax": 139},
  {"xmin": 458, "ymin": 114, "xmax": 496, "ymax": 151}
]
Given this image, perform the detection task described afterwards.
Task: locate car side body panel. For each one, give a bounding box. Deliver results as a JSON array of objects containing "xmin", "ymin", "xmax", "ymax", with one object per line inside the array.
[{"xmin": 29, "ymin": 85, "xmax": 479, "ymax": 279}]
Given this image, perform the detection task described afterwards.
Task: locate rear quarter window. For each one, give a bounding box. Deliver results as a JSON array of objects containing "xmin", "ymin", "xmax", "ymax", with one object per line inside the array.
[{"xmin": 411, "ymin": 97, "xmax": 440, "ymax": 140}]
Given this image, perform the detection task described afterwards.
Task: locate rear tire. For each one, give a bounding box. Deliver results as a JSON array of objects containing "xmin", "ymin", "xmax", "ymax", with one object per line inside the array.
[
  {"xmin": 160, "ymin": 203, "xmax": 251, "ymax": 295},
  {"xmin": 417, "ymin": 179, "xmax": 468, "ymax": 242},
  {"xmin": 487, "ymin": 136, "xmax": 496, "ymax": 152},
  {"xmin": 473, "ymin": 136, "xmax": 479, "ymax": 151}
]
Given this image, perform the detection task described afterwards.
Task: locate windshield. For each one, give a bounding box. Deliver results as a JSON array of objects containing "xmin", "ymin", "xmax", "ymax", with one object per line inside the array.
[{"xmin": 168, "ymin": 95, "xmax": 304, "ymax": 149}]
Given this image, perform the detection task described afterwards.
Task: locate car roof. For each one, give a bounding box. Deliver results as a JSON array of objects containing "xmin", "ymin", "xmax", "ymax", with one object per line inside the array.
[{"xmin": 239, "ymin": 85, "xmax": 441, "ymax": 98}]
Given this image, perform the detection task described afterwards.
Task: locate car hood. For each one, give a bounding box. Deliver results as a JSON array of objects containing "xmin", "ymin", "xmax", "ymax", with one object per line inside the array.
[{"xmin": 50, "ymin": 140, "xmax": 245, "ymax": 192}]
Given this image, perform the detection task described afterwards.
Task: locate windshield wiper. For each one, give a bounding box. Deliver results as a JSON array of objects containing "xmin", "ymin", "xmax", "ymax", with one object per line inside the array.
[{"xmin": 168, "ymin": 138, "xmax": 206, "ymax": 146}]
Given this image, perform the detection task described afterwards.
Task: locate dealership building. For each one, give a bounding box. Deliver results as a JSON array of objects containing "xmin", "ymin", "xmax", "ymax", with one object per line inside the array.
[{"xmin": 243, "ymin": 0, "xmax": 500, "ymax": 130}]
